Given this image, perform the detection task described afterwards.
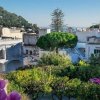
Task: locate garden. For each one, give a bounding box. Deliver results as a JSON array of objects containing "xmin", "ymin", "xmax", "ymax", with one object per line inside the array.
[
  {"xmin": 0, "ymin": 31, "xmax": 100, "ymax": 100},
  {"xmin": 0, "ymin": 52, "xmax": 99, "ymax": 100}
]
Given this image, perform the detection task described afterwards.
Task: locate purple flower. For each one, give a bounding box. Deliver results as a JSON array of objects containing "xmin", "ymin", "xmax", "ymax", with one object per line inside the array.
[
  {"xmin": 0, "ymin": 80, "xmax": 6, "ymax": 89},
  {"xmin": 0, "ymin": 80, "xmax": 21, "ymax": 100},
  {"xmin": 7, "ymin": 91, "xmax": 21, "ymax": 100},
  {"xmin": 89, "ymin": 78, "xmax": 100, "ymax": 84},
  {"xmin": 0, "ymin": 89, "xmax": 7, "ymax": 100}
]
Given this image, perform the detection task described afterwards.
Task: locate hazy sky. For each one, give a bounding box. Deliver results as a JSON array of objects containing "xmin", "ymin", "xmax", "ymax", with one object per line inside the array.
[{"xmin": 0, "ymin": 0, "xmax": 100, "ymax": 27}]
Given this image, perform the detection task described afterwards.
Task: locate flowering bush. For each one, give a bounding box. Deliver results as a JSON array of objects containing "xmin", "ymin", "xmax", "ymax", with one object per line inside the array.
[
  {"xmin": 0, "ymin": 79, "xmax": 21, "ymax": 100},
  {"xmin": 89, "ymin": 78, "xmax": 100, "ymax": 84},
  {"xmin": 6, "ymin": 67, "xmax": 100, "ymax": 100}
]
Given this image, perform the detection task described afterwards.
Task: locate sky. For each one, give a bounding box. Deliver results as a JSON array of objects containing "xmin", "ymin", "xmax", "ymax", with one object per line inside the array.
[{"xmin": 0, "ymin": 0, "xmax": 100, "ymax": 27}]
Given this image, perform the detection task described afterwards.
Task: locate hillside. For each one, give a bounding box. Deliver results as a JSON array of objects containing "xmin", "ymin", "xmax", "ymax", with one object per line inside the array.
[
  {"xmin": 90, "ymin": 24, "xmax": 100, "ymax": 28},
  {"xmin": 0, "ymin": 7, "xmax": 32, "ymax": 29}
]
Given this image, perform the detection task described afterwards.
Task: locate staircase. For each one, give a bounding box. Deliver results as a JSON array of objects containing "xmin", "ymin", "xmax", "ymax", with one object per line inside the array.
[
  {"xmin": 60, "ymin": 48, "xmax": 86, "ymax": 63},
  {"xmin": 74, "ymin": 48, "xmax": 86, "ymax": 60}
]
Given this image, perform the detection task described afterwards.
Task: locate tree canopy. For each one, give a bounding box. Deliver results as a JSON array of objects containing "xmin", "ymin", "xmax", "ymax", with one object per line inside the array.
[
  {"xmin": 51, "ymin": 8, "xmax": 64, "ymax": 32},
  {"xmin": 36, "ymin": 32, "xmax": 78, "ymax": 52}
]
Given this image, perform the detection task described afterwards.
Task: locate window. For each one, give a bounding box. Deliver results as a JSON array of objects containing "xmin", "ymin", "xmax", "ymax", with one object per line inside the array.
[
  {"xmin": 26, "ymin": 50, "xmax": 28, "ymax": 54},
  {"xmin": 30, "ymin": 50, "xmax": 32, "ymax": 55},
  {"xmin": 0, "ymin": 49, "xmax": 4, "ymax": 59},
  {"xmin": 94, "ymin": 49, "xmax": 100, "ymax": 54}
]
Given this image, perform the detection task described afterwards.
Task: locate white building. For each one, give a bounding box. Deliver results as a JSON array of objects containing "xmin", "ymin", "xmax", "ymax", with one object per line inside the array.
[
  {"xmin": 86, "ymin": 36, "xmax": 100, "ymax": 60},
  {"xmin": 23, "ymin": 28, "xmax": 51, "ymax": 66},
  {"xmin": 23, "ymin": 27, "xmax": 100, "ymax": 66},
  {"xmin": 23, "ymin": 33, "xmax": 39, "ymax": 66},
  {"xmin": 75, "ymin": 29, "xmax": 100, "ymax": 43},
  {"xmin": 59, "ymin": 28, "xmax": 100, "ymax": 63},
  {"xmin": 0, "ymin": 27, "xmax": 23, "ymax": 72},
  {"xmin": 75, "ymin": 29, "xmax": 100, "ymax": 61},
  {"xmin": 0, "ymin": 27, "xmax": 23, "ymax": 39},
  {"xmin": 39, "ymin": 28, "xmax": 51, "ymax": 37}
]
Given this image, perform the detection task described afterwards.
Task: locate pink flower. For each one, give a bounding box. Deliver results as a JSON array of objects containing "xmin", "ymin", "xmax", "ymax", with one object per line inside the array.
[
  {"xmin": 89, "ymin": 78, "xmax": 100, "ymax": 84},
  {"xmin": 7, "ymin": 91, "xmax": 21, "ymax": 100}
]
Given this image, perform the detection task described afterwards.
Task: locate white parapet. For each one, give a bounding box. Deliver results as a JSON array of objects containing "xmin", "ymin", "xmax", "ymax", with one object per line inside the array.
[{"xmin": 0, "ymin": 39, "xmax": 22, "ymax": 46}]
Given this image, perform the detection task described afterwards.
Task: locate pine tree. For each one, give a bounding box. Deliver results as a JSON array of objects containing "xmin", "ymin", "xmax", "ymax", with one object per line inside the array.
[{"xmin": 51, "ymin": 8, "xmax": 64, "ymax": 32}]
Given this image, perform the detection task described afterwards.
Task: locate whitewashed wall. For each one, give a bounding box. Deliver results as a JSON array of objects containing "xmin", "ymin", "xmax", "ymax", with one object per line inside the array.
[
  {"xmin": 23, "ymin": 33, "xmax": 37, "ymax": 45},
  {"xmin": 76, "ymin": 31, "xmax": 100, "ymax": 43},
  {"xmin": 86, "ymin": 44, "xmax": 100, "ymax": 60},
  {"xmin": 39, "ymin": 28, "xmax": 51, "ymax": 37},
  {"xmin": 2, "ymin": 28, "xmax": 23, "ymax": 39}
]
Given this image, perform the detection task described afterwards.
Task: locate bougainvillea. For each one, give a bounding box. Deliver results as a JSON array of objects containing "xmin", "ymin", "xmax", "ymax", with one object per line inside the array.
[
  {"xmin": 0, "ymin": 79, "xmax": 21, "ymax": 100},
  {"xmin": 89, "ymin": 78, "xmax": 100, "ymax": 84}
]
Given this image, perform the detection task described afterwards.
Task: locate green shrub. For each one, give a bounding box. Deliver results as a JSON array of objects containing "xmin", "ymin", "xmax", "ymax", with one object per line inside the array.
[
  {"xmin": 7, "ymin": 68, "xmax": 53, "ymax": 100},
  {"xmin": 51, "ymin": 76, "xmax": 69, "ymax": 100},
  {"xmin": 21, "ymin": 94, "xmax": 30, "ymax": 100},
  {"xmin": 7, "ymin": 81, "xmax": 25, "ymax": 94},
  {"xmin": 65, "ymin": 78, "xmax": 81, "ymax": 99},
  {"xmin": 38, "ymin": 52, "xmax": 72, "ymax": 67},
  {"xmin": 7, "ymin": 81, "xmax": 29, "ymax": 100},
  {"xmin": 51, "ymin": 77, "xmax": 82, "ymax": 100},
  {"xmin": 78, "ymin": 60, "xmax": 89, "ymax": 67},
  {"xmin": 6, "ymin": 65, "xmax": 100, "ymax": 100},
  {"xmin": 90, "ymin": 54, "xmax": 100, "ymax": 65},
  {"xmin": 77, "ymin": 82, "xmax": 100, "ymax": 100},
  {"xmin": 73, "ymin": 66, "xmax": 100, "ymax": 81},
  {"xmin": 57, "ymin": 65, "xmax": 100, "ymax": 81}
]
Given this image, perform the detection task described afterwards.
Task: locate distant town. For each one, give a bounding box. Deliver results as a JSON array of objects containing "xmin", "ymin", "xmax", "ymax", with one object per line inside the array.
[
  {"xmin": 0, "ymin": 7, "xmax": 100, "ymax": 72},
  {"xmin": 0, "ymin": 25, "xmax": 100, "ymax": 72}
]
